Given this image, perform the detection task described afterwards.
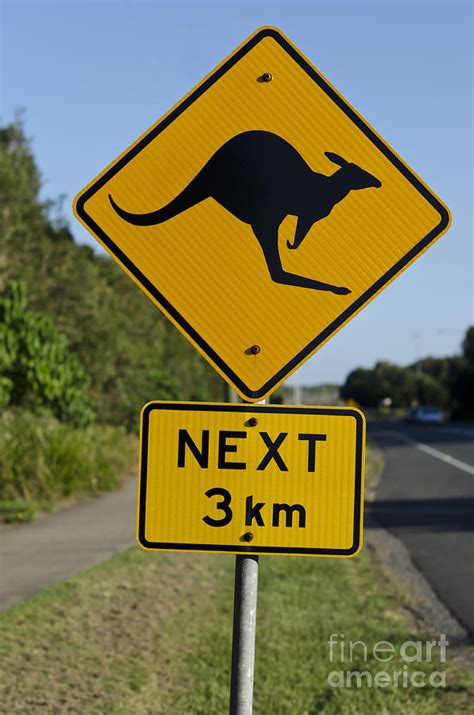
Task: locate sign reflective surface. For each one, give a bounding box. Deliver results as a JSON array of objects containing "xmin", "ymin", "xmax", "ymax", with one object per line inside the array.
[{"xmin": 138, "ymin": 402, "xmax": 365, "ymax": 557}]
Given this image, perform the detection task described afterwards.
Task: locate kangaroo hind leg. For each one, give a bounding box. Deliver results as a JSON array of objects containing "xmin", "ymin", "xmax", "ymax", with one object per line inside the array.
[{"xmin": 252, "ymin": 224, "xmax": 351, "ymax": 295}]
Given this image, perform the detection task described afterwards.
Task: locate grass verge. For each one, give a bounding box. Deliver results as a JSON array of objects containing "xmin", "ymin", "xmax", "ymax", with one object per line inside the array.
[
  {"xmin": 364, "ymin": 438, "xmax": 385, "ymax": 500},
  {"xmin": 0, "ymin": 548, "xmax": 472, "ymax": 714},
  {"xmin": 0, "ymin": 409, "xmax": 137, "ymax": 520}
]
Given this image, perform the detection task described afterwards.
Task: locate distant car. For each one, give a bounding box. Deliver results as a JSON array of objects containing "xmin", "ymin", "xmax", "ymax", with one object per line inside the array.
[{"xmin": 406, "ymin": 406, "xmax": 445, "ymax": 424}]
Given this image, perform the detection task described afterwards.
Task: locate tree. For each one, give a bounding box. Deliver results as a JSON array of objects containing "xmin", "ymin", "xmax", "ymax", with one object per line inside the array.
[
  {"xmin": 340, "ymin": 367, "xmax": 381, "ymax": 407},
  {"xmin": 0, "ymin": 281, "xmax": 94, "ymax": 425},
  {"xmin": 462, "ymin": 327, "xmax": 474, "ymax": 363},
  {"xmin": 414, "ymin": 372, "xmax": 449, "ymax": 407},
  {"xmin": 0, "ymin": 117, "xmax": 225, "ymax": 427},
  {"xmin": 341, "ymin": 326, "xmax": 474, "ymax": 417},
  {"xmin": 451, "ymin": 327, "xmax": 474, "ymax": 419}
]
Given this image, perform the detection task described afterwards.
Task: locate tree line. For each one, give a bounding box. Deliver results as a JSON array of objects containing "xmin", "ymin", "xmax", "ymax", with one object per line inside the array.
[
  {"xmin": 0, "ymin": 117, "xmax": 225, "ymax": 431},
  {"xmin": 340, "ymin": 327, "xmax": 474, "ymax": 419}
]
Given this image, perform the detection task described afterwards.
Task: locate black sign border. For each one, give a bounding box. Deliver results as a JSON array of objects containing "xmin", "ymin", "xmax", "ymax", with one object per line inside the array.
[
  {"xmin": 75, "ymin": 28, "xmax": 450, "ymax": 401},
  {"xmin": 138, "ymin": 402, "xmax": 365, "ymax": 556}
]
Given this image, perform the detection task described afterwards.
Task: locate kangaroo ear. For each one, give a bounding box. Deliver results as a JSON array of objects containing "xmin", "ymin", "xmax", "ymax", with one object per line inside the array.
[{"xmin": 325, "ymin": 152, "xmax": 349, "ymax": 167}]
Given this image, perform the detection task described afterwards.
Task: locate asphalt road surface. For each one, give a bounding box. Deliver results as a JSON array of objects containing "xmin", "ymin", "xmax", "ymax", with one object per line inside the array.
[
  {"xmin": 369, "ymin": 420, "xmax": 474, "ymax": 638},
  {"xmin": 0, "ymin": 477, "xmax": 136, "ymax": 611}
]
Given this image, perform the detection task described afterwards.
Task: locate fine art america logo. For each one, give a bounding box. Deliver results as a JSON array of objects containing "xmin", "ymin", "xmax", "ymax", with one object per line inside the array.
[{"xmin": 327, "ymin": 633, "xmax": 449, "ymax": 689}]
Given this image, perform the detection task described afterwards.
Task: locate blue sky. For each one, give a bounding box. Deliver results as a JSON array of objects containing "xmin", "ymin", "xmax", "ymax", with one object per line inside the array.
[{"xmin": 1, "ymin": 0, "xmax": 472, "ymax": 386}]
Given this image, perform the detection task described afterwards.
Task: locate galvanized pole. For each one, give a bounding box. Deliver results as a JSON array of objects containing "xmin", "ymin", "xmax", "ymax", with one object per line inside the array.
[
  {"xmin": 229, "ymin": 388, "xmax": 262, "ymax": 715},
  {"xmin": 229, "ymin": 553, "xmax": 259, "ymax": 714}
]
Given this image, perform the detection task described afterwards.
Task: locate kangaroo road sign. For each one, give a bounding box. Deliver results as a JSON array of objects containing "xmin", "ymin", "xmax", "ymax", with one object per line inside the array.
[
  {"xmin": 74, "ymin": 27, "xmax": 450, "ymax": 401},
  {"xmin": 138, "ymin": 402, "xmax": 365, "ymax": 557}
]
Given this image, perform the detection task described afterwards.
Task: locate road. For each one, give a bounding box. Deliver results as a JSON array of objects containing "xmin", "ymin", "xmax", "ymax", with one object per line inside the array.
[
  {"xmin": 0, "ymin": 477, "xmax": 136, "ymax": 611},
  {"xmin": 369, "ymin": 420, "xmax": 474, "ymax": 638}
]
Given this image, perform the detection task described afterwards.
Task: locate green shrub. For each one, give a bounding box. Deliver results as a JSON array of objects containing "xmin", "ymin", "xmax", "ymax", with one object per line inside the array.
[
  {"xmin": 0, "ymin": 409, "xmax": 137, "ymax": 509},
  {"xmin": 0, "ymin": 498, "xmax": 37, "ymax": 523},
  {"xmin": 0, "ymin": 281, "xmax": 94, "ymax": 426}
]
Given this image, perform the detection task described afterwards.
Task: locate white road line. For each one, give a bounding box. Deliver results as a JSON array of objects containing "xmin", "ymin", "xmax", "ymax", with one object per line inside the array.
[{"xmin": 371, "ymin": 430, "xmax": 474, "ymax": 476}]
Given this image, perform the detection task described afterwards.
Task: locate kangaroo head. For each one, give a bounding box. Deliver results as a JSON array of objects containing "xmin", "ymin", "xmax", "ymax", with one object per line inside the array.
[{"xmin": 325, "ymin": 152, "xmax": 382, "ymax": 190}]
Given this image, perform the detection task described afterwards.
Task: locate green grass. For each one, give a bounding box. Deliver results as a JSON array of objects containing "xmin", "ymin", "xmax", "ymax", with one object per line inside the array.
[
  {"xmin": 0, "ymin": 550, "xmax": 472, "ymax": 713},
  {"xmin": 0, "ymin": 409, "xmax": 137, "ymax": 518},
  {"xmin": 364, "ymin": 438, "xmax": 384, "ymax": 500},
  {"xmin": 0, "ymin": 498, "xmax": 37, "ymax": 523}
]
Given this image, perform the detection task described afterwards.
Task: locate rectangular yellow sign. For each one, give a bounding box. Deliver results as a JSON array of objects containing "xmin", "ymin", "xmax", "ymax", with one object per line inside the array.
[{"xmin": 138, "ymin": 402, "xmax": 365, "ymax": 557}]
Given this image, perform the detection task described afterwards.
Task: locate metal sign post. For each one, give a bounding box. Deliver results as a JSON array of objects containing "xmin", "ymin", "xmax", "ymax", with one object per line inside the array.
[
  {"xmin": 229, "ymin": 389, "xmax": 262, "ymax": 715},
  {"xmin": 229, "ymin": 553, "xmax": 259, "ymax": 714}
]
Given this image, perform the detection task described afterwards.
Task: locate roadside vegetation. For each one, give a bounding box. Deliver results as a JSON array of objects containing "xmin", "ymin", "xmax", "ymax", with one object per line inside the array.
[
  {"xmin": 363, "ymin": 439, "xmax": 384, "ymax": 500},
  {"xmin": 0, "ymin": 116, "xmax": 225, "ymax": 520},
  {"xmin": 340, "ymin": 328, "xmax": 474, "ymax": 419},
  {"xmin": 0, "ymin": 117, "xmax": 225, "ymax": 428},
  {"xmin": 0, "ymin": 409, "xmax": 137, "ymax": 521}
]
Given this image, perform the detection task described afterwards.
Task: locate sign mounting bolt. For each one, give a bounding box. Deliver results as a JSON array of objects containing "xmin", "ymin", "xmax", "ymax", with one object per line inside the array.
[
  {"xmin": 243, "ymin": 532, "xmax": 254, "ymax": 542},
  {"xmin": 262, "ymin": 72, "xmax": 273, "ymax": 82},
  {"xmin": 250, "ymin": 344, "xmax": 261, "ymax": 355},
  {"xmin": 248, "ymin": 417, "xmax": 258, "ymax": 427}
]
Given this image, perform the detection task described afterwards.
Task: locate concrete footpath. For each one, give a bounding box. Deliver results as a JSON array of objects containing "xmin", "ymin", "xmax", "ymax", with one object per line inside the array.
[{"xmin": 0, "ymin": 477, "xmax": 136, "ymax": 611}]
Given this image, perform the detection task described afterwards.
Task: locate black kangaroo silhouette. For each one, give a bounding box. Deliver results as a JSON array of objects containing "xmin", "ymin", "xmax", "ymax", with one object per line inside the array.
[{"xmin": 109, "ymin": 130, "xmax": 381, "ymax": 294}]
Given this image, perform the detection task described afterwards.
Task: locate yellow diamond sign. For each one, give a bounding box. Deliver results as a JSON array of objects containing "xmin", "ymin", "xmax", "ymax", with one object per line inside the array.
[{"xmin": 74, "ymin": 27, "xmax": 450, "ymax": 401}]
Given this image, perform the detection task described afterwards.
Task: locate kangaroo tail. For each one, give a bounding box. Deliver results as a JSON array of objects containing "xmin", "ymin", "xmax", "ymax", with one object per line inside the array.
[{"xmin": 109, "ymin": 177, "xmax": 206, "ymax": 226}]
